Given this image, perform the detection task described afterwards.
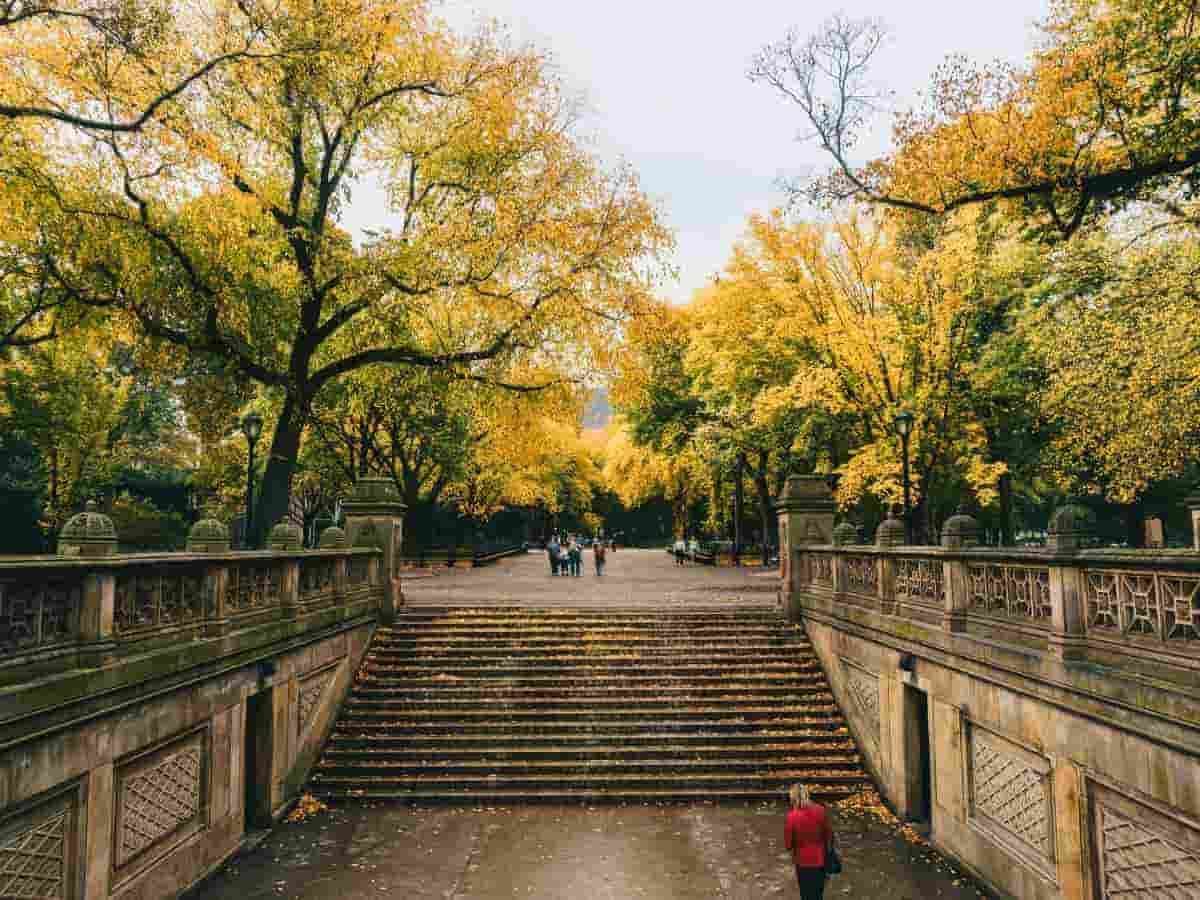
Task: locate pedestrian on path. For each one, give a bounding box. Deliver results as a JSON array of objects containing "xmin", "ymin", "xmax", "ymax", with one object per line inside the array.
[
  {"xmin": 547, "ymin": 535, "xmax": 561, "ymax": 576},
  {"xmin": 593, "ymin": 539, "xmax": 606, "ymax": 576},
  {"xmin": 785, "ymin": 783, "xmax": 834, "ymax": 900},
  {"xmin": 568, "ymin": 537, "xmax": 583, "ymax": 576},
  {"xmin": 673, "ymin": 537, "xmax": 686, "ymax": 565}
]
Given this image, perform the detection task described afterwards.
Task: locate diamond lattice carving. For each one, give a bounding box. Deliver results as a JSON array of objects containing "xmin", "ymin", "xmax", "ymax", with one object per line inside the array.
[
  {"xmin": 0, "ymin": 801, "xmax": 69, "ymax": 899},
  {"xmin": 118, "ymin": 742, "xmax": 203, "ymax": 868},
  {"xmin": 971, "ymin": 736, "xmax": 1050, "ymax": 857},
  {"xmin": 1098, "ymin": 804, "xmax": 1200, "ymax": 898},
  {"xmin": 298, "ymin": 671, "xmax": 334, "ymax": 736},
  {"xmin": 842, "ymin": 663, "xmax": 880, "ymax": 742}
]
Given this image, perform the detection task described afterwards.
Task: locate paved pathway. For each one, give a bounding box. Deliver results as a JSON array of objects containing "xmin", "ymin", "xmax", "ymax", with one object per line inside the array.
[
  {"xmin": 404, "ymin": 548, "xmax": 781, "ymax": 608},
  {"xmin": 189, "ymin": 552, "xmax": 992, "ymax": 899}
]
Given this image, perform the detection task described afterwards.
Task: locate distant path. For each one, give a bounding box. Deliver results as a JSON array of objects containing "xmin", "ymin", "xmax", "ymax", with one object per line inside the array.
[{"xmin": 403, "ymin": 548, "xmax": 780, "ymax": 609}]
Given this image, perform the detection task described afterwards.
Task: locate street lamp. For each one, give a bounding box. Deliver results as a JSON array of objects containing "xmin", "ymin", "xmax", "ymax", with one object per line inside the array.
[
  {"xmin": 241, "ymin": 413, "xmax": 264, "ymax": 548},
  {"xmin": 894, "ymin": 410, "xmax": 915, "ymax": 544}
]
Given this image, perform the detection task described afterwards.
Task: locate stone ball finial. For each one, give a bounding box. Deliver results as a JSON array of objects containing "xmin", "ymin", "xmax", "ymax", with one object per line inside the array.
[
  {"xmin": 1047, "ymin": 501, "xmax": 1096, "ymax": 553},
  {"xmin": 876, "ymin": 505, "xmax": 906, "ymax": 548},
  {"xmin": 57, "ymin": 500, "xmax": 119, "ymax": 557},
  {"xmin": 267, "ymin": 518, "xmax": 303, "ymax": 551},
  {"xmin": 941, "ymin": 503, "xmax": 981, "ymax": 549},
  {"xmin": 187, "ymin": 504, "xmax": 231, "ymax": 553},
  {"xmin": 318, "ymin": 525, "xmax": 348, "ymax": 549},
  {"xmin": 832, "ymin": 521, "xmax": 860, "ymax": 547}
]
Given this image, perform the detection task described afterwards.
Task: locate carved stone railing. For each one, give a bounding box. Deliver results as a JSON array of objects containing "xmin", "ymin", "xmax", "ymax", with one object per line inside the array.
[
  {"xmin": 0, "ymin": 547, "xmax": 383, "ymax": 674},
  {"xmin": 790, "ymin": 544, "xmax": 1200, "ymax": 670}
]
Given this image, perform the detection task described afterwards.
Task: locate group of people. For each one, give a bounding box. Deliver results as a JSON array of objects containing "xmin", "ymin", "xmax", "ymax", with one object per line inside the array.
[
  {"xmin": 671, "ymin": 536, "xmax": 702, "ymax": 565},
  {"xmin": 546, "ymin": 534, "xmax": 610, "ymax": 577}
]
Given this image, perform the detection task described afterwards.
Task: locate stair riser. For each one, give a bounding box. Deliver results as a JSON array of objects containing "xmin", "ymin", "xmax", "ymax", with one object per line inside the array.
[
  {"xmin": 308, "ymin": 788, "xmax": 855, "ymax": 805},
  {"xmin": 351, "ymin": 685, "xmax": 829, "ymax": 700},
  {"xmin": 333, "ymin": 719, "xmax": 846, "ymax": 734},
  {"xmin": 321, "ymin": 745, "xmax": 856, "ymax": 761},
  {"xmin": 310, "ymin": 775, "xmax": 870, "ymax": 792}
]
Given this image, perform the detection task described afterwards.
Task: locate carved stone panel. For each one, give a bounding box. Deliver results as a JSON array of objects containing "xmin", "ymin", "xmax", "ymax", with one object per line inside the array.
[
  {"xmin": 968, "ymin": 726, "xmax": 1054, "ymax": 870},
  {"xmin": 0, "ymin": 790, "xmax": 76, "ymax": 900},
  {"xmin": 840, "ymin": 659, "xmax": 880, "ymax": 745},
  {"xmin": 114, "ymin": 729, "xmax": 207, "ymax": 872},
  {"xmin": 1091, "ymin": 781, "xmax": 1200, "ymax": 899},
  {"xmin": 297, "ymin": 666, "xmax": 337, "ymax": 738}
]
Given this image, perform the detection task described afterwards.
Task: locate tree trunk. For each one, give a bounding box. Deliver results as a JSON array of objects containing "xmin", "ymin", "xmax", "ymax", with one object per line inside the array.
[
  {"xmin": 253, "ymin": 395, "xmax": 305, "ymax": 547},
  {"xmin": 754, "ymin": 451, "xmax": 773, "ymax": 564},
  {"xmin": 998, "ymin": 473, "xmax": 1014, "ymax": 546}
]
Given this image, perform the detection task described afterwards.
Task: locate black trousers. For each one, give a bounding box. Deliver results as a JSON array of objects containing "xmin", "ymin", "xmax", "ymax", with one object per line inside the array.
[{"xmin": 795, "ymin": 866, "xmax": 826, "ymax": 900}]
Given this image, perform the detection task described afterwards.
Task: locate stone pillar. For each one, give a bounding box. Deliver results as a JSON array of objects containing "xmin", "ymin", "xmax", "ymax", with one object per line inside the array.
[
  {"xmin": 1053, "ymin": 756, "xmax": 1093, "ymax": 900},
  {"xmin": 775, "ymin": 475, "xmax": 837, "ymax": 622},
  {"xmin": 876, "ymin": 507, "xmax": 906, "ymax": 615},
  {"xmin": 83, "ymin": 763, "xmax": 115, "ymax": 900},
  {"xmin": 78, "ymin": 572, "xmax": 115, "ymax": 667},
  {"xmin": 341, "ymin": 477, "xmax": 407, "ymax": 623},
  {"xmin": 940, "ymin": 506, "xmax": 979, "ymax": 634},
  {"xmin": 187, "ymin": 506, "xmax": 232, "ymax": 637},
  {"xmin": 1047, "ymin": 503, "xmax": 1094, "ymax": 662},
  {"xmin": 1187, "ymin": 490, "xmax": 1200, "ymax": 551}
]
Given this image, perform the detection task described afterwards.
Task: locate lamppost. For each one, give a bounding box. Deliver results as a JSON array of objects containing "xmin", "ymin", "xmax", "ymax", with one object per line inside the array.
[
  {"xmin": 894, "ymin": 410, "xmax": 915, "ymax": 544},
  {"xmin": 241, "ymin": 413, "xmax": 264, "ymax": 548}
]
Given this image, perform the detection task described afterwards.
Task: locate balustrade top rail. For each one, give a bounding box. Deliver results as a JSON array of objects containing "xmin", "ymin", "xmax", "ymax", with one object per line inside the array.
[
  {"xmin": 0, "ymin": 547, "xmax": 380, "ymax": 571},
  {"xmin": 796, "ymin": 544, "xmax": 1200, "ymax": 569}
]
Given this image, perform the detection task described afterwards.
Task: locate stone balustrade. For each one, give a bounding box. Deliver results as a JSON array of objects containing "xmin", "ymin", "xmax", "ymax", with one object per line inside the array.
[
  {"xmin": 792, "ymin": 543, "xmax": 1200, "ymax": 670},
  {"xmin": 0, "ymin": 548, "xmax": 383, "ymax": 674}
]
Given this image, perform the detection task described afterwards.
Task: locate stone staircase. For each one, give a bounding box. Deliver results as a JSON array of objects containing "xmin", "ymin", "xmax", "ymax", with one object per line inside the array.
[{"xmin": 309, "ymin": 607, "xmax": 870, "ymax": 803}]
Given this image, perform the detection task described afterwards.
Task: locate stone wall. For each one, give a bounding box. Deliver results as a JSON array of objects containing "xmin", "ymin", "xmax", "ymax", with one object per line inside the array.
[
  {"xmin": 776, "ymin": 478, "xmax": 1200, "ymax": 900},
  {"xmin": 0, "ymin": 547, "xmax": 382, "ymax": 899}
]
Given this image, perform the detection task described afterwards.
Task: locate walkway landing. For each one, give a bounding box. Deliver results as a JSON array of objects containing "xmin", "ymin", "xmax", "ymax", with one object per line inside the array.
[{"xmin": 403, "ymin": 548, "xmax": 781, "ymax": 608}]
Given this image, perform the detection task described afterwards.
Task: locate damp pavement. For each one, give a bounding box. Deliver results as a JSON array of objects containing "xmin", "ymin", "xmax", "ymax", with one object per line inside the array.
[{"xmin": 188, "ymin": 799, "xmax": 990, "ymax": 899}]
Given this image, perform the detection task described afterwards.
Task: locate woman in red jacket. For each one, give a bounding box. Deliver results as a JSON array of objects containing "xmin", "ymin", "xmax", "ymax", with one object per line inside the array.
[{"xmin": 784, "ymin": 783, "xmax": 834, "ymax": 899}]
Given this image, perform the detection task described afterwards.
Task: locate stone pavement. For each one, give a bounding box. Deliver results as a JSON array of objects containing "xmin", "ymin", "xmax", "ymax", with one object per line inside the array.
[
  {"xmin": 189, "ymin": 552, "xmax": 993, "ymax": 899},
  {"xmin": 189, "ymin": 799, "xmax": 990, "ymax": 899},
  {"xmin": 403, "ymin": 548, "xmax": 782, "ymax": 608}
]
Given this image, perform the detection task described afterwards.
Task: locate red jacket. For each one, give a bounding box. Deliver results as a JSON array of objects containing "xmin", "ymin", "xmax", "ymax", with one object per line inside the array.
[{"xmin": 785, "ymin": 804, "xmax": 831, "ymax": 869}]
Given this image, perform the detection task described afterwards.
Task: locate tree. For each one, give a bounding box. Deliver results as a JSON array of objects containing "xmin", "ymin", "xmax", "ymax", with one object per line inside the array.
[
  {"xmin": 0, "ymin": 1, "xmax": 281, "ymax": 132},
  {"xmin": 11, "ymin": 0, "xmax": 668, "ymax": 542},
  {"xmin": 1022, "ymin": 235, "xmax": 1200, "ymax": 508},
  {"xmin": 752, "ymin": 1, "xmax": 1200, "ymax": 239}
]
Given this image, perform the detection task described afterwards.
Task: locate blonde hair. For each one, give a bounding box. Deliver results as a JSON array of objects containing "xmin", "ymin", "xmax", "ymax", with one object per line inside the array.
[{"xmin": 789, "ymin": 783, "xmax": 812, "ymax": 809}]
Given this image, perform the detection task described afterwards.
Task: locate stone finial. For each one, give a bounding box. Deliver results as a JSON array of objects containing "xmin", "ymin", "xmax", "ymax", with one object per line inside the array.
[
  {"xmin": 267, "ymin": 518, "xmax": 303, "ymax": 551},
  {"xmin": 57, "ymin": 500, "xmax": 119, "ymax": 557},
  {"xmin": 318, "ymin": 525, "xmax": 348, "ymax": 549},
  {"xmin": 832, "ymin": 521, "xmax": 860, "ymax": 547},
  {"xmin": 1047, "ymin": 501, "xmax": 1096, "ymax": 553},
  {"xmin": 941, "ymin": 504, "xmax": 981, "ymax": 549},
  {"xmin": 187, "ymin": 504, "xmax": 231, "ymax": 553},
  {"xmin": 876, "ymin": 505, "xmax": 906, "ymax": 548}
]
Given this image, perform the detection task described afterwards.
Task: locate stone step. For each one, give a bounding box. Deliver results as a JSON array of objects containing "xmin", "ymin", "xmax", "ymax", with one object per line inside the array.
[
  {"xmin": 367, "ymin": 645, "xmax": 813, "ymax": 661},
  {"xmin": 360, "ymin": 667, "xmax": 820, "ymax": 681},
  {"xmin": 343, "ymin": 693, "xmax": 835, "ymax": 710},
  {"xmin": 374, "ymin": 635, "xmax": 806, "ymax": 649},
  {"xmin": 356, "ymin": 674, "xmax": 826, "ymax": 691},
  {"xmin": 310, "ymin": 771, "xmax": 869, "ymax": 793},
  {"xmin": 315, "ymin": 756, "xmax": 862, "ymax": 778},
  {"xmin": 393, "ymin": 609, "xmax": 782, "ymax": 621},
  {"xmin": 322, "ymin": 739, "xmax": 856, "ymax": 759},
  {"xmin": 308, "ymin": 785, "xmax": 857, "ymax": 804},
  {"xmin": 350, "ymin": 683, "xmax": 830, "ymax": 701},
  {"xmin": 337, "ymin": 707, "xmax": 843, "ymax": 725},
  {"xmin": 379, "ymin": 626, "xmax": 799, "ymax": 638},
  {"xmin": 333, "ymin": 724, "xmax": 849, "ymax": 744}
]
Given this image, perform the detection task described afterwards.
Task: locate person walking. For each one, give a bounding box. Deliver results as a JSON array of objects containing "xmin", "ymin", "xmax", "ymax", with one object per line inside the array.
[
  {"xmin": 673, "ymin": 536, "xmax": 686, "ymax": 565},
  {"xmin": 785, "ymin": 783, "xmax": 834, "ymax": 900},
  {"xmin": 568, "ymin": 537, "xmax": 583, "ymax": 576},
  {"xmin": 547, "ymin": 534, "xmax": 561, "ymax": 576},
  {"xmin": 593, "ymin": 539, "xmax": 607, "ymax": 576}
]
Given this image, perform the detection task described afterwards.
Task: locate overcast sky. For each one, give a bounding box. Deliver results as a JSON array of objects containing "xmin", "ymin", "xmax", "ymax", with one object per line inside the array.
[{"xmin": 349, "ymin": 1, "xmax": 1049, "ymax": 304}]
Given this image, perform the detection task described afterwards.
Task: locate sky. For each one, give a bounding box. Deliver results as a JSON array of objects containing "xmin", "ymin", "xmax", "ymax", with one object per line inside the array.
[{"xmin": 349, "ymin": 0, "xmax": 1049, "ymax": 304}]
